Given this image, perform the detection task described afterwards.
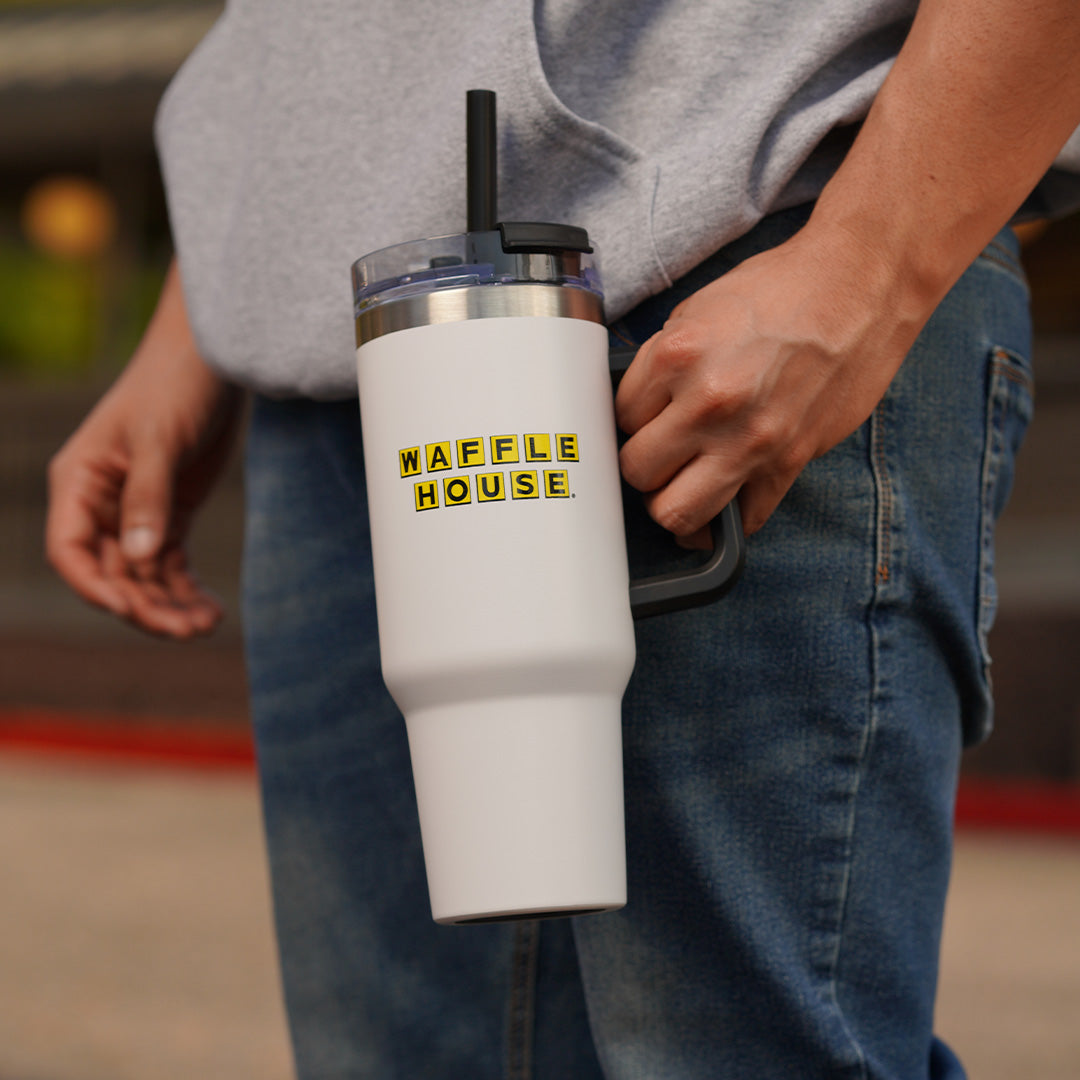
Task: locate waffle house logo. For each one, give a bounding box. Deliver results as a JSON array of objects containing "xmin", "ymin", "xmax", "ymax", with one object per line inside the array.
[{"xmin": 399, "ymin": 434, "xmax": 579, "ymax": 511}]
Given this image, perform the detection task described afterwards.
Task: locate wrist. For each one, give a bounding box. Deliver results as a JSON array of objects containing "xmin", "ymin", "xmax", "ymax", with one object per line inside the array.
[
  {"xmin": 803, "ymin": 162, "xmax": 968, "ymax": 335},
  {"xmin": 776, "ymin": 205, "xmax": 933, "ymax": 369}
]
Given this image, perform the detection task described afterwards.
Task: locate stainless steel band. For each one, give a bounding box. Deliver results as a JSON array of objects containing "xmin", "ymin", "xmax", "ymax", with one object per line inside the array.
[{"xmin": 355, "ymin": 283, "xmax": 604, "ymax": 346}]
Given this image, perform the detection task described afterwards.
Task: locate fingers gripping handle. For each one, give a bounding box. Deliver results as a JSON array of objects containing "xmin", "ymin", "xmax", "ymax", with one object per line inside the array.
[
  {"xmin": 609, "ymin": 345, "xmax": 745, "ymax": 619},
  {"xmin": 628, "ymin": 501, "xmax": 744, "ymax": 619}
]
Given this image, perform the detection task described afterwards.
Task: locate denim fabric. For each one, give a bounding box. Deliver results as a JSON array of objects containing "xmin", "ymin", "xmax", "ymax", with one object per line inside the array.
[{"xmin": 242, "ymin": 205, "xmax": 1032, "ymax": 1079}]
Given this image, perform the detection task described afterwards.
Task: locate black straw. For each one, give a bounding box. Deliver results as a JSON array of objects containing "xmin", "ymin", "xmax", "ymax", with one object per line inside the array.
[{"xmin": 466, "ymin": 90, "xmax": 497, "ymax": 232}]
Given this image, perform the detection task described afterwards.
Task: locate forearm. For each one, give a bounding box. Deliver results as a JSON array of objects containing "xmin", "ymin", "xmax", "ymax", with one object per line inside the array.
[
  {"xmin": 139, "ymin": 258, "xmax": 196, "ymax": 355},
  {"xmin": 807, "ymin": 0, "xmax": 1080, "ymax": 320},
  {"xmin": 115, "ymin": 258, "xmax": 222, "ymax": 398},
  {"xmin": 99, "ymin": 257, "xmax": 239, "ymax": 472}
]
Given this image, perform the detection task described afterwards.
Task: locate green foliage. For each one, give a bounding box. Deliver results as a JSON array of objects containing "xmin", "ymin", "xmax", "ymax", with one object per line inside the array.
[
  {"xmin": 0, "ymin": 247, "xmax": 99, "ymax": 374},
  {"xmin": 0, "ymin": 244, "xmax": 167, "ymax": 378}
]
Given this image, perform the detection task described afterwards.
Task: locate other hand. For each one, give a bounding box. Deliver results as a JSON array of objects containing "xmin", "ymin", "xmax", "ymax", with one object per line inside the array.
[{"xmin": 46, "ymin": 263, "xmax": 242, "ymax": 638}]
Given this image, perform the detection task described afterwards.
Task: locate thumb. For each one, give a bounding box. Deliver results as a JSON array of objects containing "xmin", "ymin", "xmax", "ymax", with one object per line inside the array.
[{"xmin": 119, "ymin": 440, "xmax": 176, "ymax": 569}]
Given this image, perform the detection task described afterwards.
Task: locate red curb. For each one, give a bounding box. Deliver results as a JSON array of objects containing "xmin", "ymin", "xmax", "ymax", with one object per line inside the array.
[
  {"xmin": 0, "ymin": 708, "xmax": 255, "ymax": 772},
  {"xmin": 954, "ymin": 776, "xmax": 1080, "ymax": 837},
  {"xmin": 2, "ymin": 709, "xmax": 1080, "ymax": 836}
]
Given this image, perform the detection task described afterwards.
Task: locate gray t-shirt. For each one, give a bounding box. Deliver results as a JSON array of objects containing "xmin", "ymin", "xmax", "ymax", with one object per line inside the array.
[{"xmin": 156, "ymin": 0, "xmax": 1080, "ymax": 399}]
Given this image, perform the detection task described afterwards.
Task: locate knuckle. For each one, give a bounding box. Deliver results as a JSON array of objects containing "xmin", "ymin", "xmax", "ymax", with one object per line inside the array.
[
  {"xmin": 742, "ymin": 509, "xmax": 766, "ymax": 536},
  {"xmin": 741, "ymin": 412, "xmax": 788, "ymax": 460},
  {"xmin": 775, "ymin": 439, "xmax": 807, "ymax": 479},
  {"xmin": 651, "ymin": 497, "xmax": 699, "ymax": 538},
  {"xmin": 618, "ymin": 443, "xmax": 652, "ymax": 492},
  {"xmin": 652, "ymin": 325, "xmax": 704, "ymax": 378},
  {"xmin": 692, "ymin": 371, "xmax": 739, "ymax": 422},
  {"xmin": 758, "ymin": 420, "xmax": 811, "ymax": 479},
  {"xmin": 736, "ymin": 490, "xmax": 768, "ymax": 536}
]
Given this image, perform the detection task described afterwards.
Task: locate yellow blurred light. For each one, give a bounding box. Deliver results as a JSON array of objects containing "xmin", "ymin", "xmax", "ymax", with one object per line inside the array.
[
  {"xmin": 21, "ymin": 177, "xmax": 118, "ymax": 260},
  {"xmin": 1013, "ymin": 219, "xmax": 1050, "ymax": 248}
]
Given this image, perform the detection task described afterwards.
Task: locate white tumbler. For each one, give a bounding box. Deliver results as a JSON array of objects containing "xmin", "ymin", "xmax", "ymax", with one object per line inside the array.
[
  {"xmin": 354, "ymin": 226, "xmax": 634, "ymax": 923},
  {"xmin": 350, "ymin": 92, "xmax": 742, "ymax": 924}
]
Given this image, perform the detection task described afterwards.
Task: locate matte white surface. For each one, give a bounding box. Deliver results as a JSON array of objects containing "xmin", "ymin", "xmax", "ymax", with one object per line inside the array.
[
  {"xmin": 357, "ymin": 315, "xmax": 636, "ymax": 920},
  {"xmin": 407, "ymin": 694, "xmax": 627, "ymax": 923}
]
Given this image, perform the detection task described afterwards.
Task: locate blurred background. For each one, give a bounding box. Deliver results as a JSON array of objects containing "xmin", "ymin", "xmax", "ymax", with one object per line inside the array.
[{"xmin": 0, "ymin": 2, "xmax": 1077, "ymax": 1078}]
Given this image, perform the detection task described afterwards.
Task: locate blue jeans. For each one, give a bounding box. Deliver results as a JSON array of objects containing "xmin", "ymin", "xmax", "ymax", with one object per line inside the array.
[{"xmin": 242, "ymin": 205, "xmax": 1033, "ymax": 1079}]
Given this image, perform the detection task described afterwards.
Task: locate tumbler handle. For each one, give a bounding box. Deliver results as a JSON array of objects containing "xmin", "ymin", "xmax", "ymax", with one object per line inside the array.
[{"xmin": 609, "ymin": 346, "xmax": 745, "ymax": 619}]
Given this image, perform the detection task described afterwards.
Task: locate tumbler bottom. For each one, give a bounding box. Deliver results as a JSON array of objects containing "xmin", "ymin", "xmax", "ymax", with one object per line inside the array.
[{"xmin": 404, "ymin": 693, "xmax": 627, "ymax": 925}]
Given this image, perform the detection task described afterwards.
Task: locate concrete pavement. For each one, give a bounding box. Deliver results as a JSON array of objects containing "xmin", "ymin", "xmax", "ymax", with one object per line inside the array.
[
  {"xmin": 0, "ymin": 755, "xmax": 1078, "ymax": 1080},
  {"xmin": 0, "ymin": 759, "xmax": 291, "ymax": 1080}
]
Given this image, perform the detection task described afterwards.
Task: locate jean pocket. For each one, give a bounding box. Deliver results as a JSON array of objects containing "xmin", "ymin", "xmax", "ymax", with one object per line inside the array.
[
  {"xmin": 977, "ymin": 345, "xmax": 1034, "ymax": 674},
  {"xmin": 976, "ymin": 229, "xmax": 1030, "ymax": 292}
]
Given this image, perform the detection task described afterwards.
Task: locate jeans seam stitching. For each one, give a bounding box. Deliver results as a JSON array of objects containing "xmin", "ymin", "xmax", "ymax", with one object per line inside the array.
[
  {"xmin": 977, "ymin": 351, "xmax": 1008, "ymax": 666},
  {"xmin": 819, "ymin": 408, "xmax": 892, "ymax": 1080},
  {"xmin": 507, "ymin": 920, "xmax": 539, "ymax": 1080},
  {"xmin": 871, "ymin": 404, "xmax": 893, "ymax": 585},
  {"xmin": 977, "ymin": 247, "xmax": 1028, "ymax": 290},
  {"xmin": 824, "ymin": 726, "xmax": 874, "ymax": 1080},
  {"xmin": 991, "ymin": 347, "xmax": 1034, "ymax": 392},
  {"xmin": 985, "ymin": 239, "xmax": 1019, "ymax": 267}
]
